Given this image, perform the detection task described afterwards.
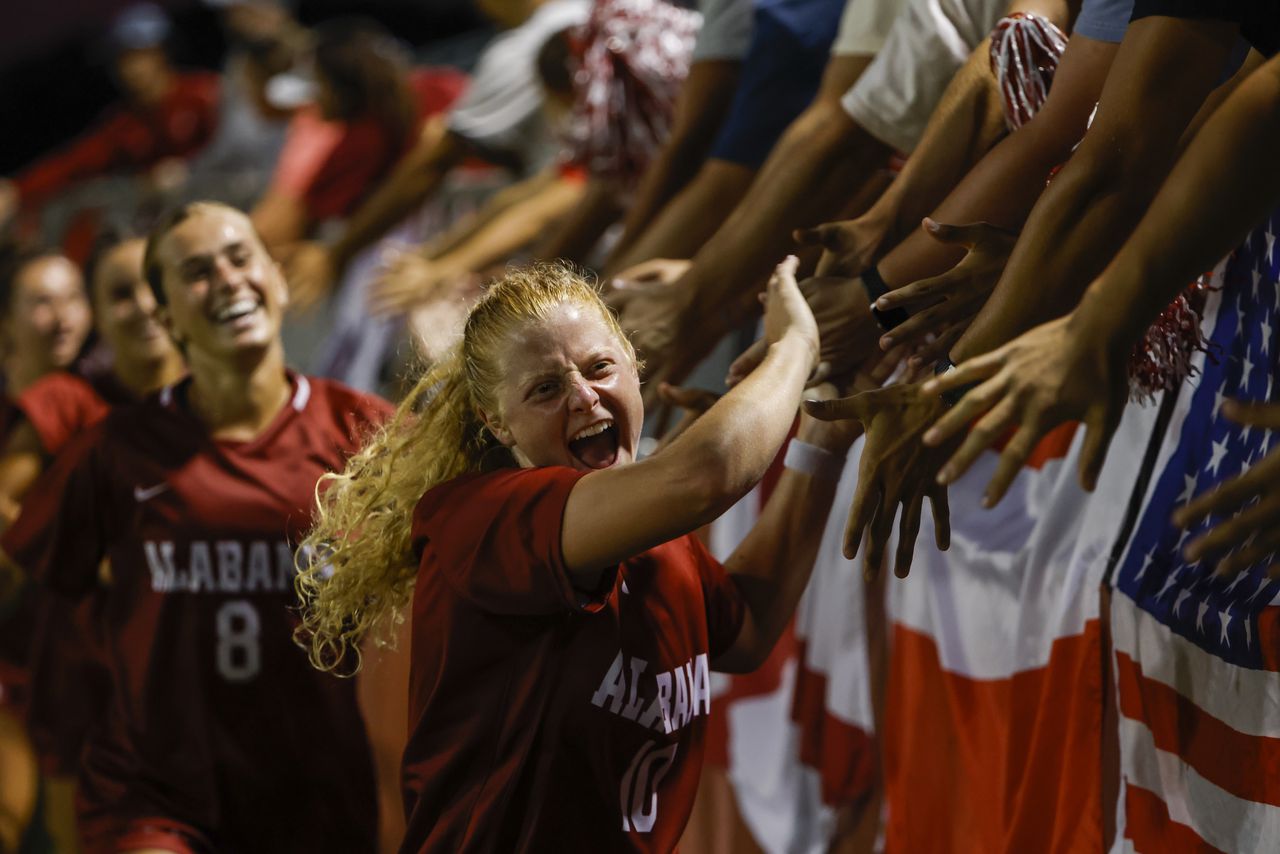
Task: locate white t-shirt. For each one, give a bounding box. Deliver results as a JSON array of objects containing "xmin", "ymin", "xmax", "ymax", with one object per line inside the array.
[{"xmin": 447, "ymin": 0, "xmax": 590, "ymax": 165}]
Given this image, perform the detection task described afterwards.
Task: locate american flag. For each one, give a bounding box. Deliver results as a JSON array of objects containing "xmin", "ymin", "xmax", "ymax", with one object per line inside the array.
[{"xmin": 1108, "ymin": 208, "xmax": 1280, "ymax": 851}]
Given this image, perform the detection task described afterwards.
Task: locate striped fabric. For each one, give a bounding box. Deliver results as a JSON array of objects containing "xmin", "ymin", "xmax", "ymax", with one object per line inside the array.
[{"xmin": 1107, "ymin": 209, "xmax": 1280, "ymax": 853}]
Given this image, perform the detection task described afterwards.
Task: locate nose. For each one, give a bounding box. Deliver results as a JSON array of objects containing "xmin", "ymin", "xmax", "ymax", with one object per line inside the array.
[
  {"xmin": 211, "ymin": 256, "xmax": 246, "ymax": 291},
  {"xmin": 566, "ymin": 374, "xmax": 600, "ymax": 412}
]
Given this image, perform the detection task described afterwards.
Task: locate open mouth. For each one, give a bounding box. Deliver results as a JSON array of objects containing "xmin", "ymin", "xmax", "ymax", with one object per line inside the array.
[{"xmin": 568, "ymin": 419, "xmax": 620, "ymax": 469}]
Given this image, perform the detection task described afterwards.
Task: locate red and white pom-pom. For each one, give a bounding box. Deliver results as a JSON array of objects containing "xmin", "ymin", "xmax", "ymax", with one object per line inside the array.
[
  {"xmin": 563, "ymin": 0, "xmax": 701, "ymax": 185},
  {"xmin": 989, "ymin": 12, "xmax": 1068, "ymax": 131},
  {"xmin": 1127, "ymin": 276, "xmax": 1213, "ymax": 403}
]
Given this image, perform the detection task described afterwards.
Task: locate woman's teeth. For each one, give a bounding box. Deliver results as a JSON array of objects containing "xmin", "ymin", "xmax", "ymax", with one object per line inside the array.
[
  {"xmin": 213, "ymin": 299, "xmax": 258, "ymax": 323},
  {"xmin": 571, "ymin": 420, "xmax": 613, "ymax": 441}
]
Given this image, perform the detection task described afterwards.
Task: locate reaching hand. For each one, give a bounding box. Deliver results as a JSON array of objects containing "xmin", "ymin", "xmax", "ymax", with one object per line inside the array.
[
  {"xmin": 873, "ymin": 219, "xmax": 1018, "ymax": 368},
  {"xmin": 921, "ymin": 313, "xmax": 1128, "ymax": 506},
  {"xmin": 1174, "ymin": 401, "xmax": 1280, "ymax": 576},
  {"xmin": 607, "ymin": 258, "xmax": 693, "ymax": 304},
  {"xmin": 368, "ymin": 252, "xmax": 457, "ymax": 317},
  {"xmin": 804, "ymin": 382, "xmax": 953, "ymax": 578},
  {"xmin": 760, "ymin": 256, "xmax": 819, "ymax": 365},
  {"xmin": 285, "ymin": 242, "xmax": 338, "ymax": 313},
  {"xmin": 794, "ymin": 212, "xmax": 891, "ymax": 278},
  {"xmin": 612, "ymin": 264, "xmax": 696, "ymax": 380},
  {"xmin": 727, "ymin": 274, "xmax": 881, "ymax": 387}
]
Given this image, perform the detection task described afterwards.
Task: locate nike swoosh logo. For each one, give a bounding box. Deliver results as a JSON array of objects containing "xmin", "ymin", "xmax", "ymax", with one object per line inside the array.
[{"xmin": 133, "ymin": 483, "xmax": 170, "ymax": 502}]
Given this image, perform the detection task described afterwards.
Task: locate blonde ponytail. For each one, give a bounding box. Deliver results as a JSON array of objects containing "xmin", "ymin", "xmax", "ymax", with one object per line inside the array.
[{"xmin": 295, "ymin": 350, "xmax": 511, "ymax": 672}]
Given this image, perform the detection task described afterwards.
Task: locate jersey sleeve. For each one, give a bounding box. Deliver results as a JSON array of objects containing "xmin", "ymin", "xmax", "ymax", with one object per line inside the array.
[
  {"xmin": 412, "ymin": 467, "xmax": 615, "ymax": 616},
  {"xmin": 683, "ymin": 534, "xmax": 746, "ymax": 660},
  {"xmin": 13, "ymin": 373, "xmax": 108, "ymax": 456},
  {"xmin": 0, "ymin": 427, "xmax": 115, "ymax": 601}
]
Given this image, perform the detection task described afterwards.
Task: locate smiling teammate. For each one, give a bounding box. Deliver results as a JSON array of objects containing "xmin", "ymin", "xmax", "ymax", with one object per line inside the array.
[{"xmin": 0, "ymin": 202, "xmax": 389, "ymax": 853}]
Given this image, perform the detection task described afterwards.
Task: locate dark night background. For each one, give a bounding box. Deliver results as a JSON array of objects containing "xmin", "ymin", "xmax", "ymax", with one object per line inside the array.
[{"xmin": 0, "ymin": 0, "xmax": 490, "ymax": 174}]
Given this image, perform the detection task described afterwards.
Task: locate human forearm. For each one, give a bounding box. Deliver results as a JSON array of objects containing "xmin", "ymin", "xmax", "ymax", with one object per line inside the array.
[
  {"xmin": 1077, "ymin": 55, "xmax": 1280, "ymax": 346},
  {"xmin": 683, "ymin": 101, "xmax": 888, "ymax": 318},
  {"xmin": 877, "ymin": 35, "xmax": 1116, "ymax": 288},
  {"xmin": 717, "ymin": 444, "xmax": 843, "ymax": 672},
  {"xmin": 673, "ymin": 335, "xmax": 813, "ymax": 500},
  {"xmin": 533, "ymin": 179, "xmax": 623, "ymax": 263},
  {"xmin": 870, "ymin": 37, "xmax": 1007, "ymax": 248},
  {"xmin": 331, "ymin": 127, "xmax": 464, "ymax": 269},
  {"xmin": 438, "ymin": 178, "xmax": 586, "ymax": 274},
  {"xmin": 608, "ymin": 60, "xmax": 742, "ymax": 265},
  {"xmin": 950, "ymin": 16, "xmax": 1236, "ymax": 361}
]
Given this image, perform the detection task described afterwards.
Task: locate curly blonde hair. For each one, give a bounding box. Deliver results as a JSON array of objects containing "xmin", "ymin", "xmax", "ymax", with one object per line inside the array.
[{"xmin": 295, "ymin": 263, "xmax": 636, "ymax": 672}]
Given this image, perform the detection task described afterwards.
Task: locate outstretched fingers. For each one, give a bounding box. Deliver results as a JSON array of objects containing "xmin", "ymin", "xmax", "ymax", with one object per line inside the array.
[
  {"xmin": 843, "ymin": 471, "xmax": 879, "ymax": 561},
  {"xmin": 908, "ymin": 325, "xmax": 965, "ymax": 369},
  {"xmin": 1175, "ymin": 467, "xmax": 1268, "ymax": 529},
  {"xmin": 880, "ymin": 303, "xmax": 951, "ymax": 351},
  {"xmin": 1184, "ymin": 500, "xmax": 1279, "ymax": 567},
  {"xmin": 1224, "ymin": 399, "xmax": 1280, "ymax": 429},
  {"xmin": 794, "ymin": 223, "xmax": 848, "ymax": 253},
  {"xmin": 804, "ymin": 393, "xmax": 868, "ymax": 425},
  {"xmin": 936, "ymin": 394, "xmax": 1017, "ymax": 487},
  {"xmin": 929, "ymin": 486, "xmax": 951, "ymax": 550},
  {"xmin": 894, "ymin": 494, "xmax": 924, "ymax": 578},
  {"xmin": 983, "ymin": 419, "xmax": 1046, "ymax": 507},
  {"xmin": 873, "ymin": 274, "xmax": 947, "ymax": 313},
  {"xmin": 922, "ymin": 368, "xmax": 1006, "ymax": 450}
]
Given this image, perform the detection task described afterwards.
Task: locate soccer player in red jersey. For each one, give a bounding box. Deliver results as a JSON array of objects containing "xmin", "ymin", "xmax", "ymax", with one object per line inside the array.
[
  {"xmin": 0, "ymin": 248, "xmax": 93, "ymax": 428},
  {"xmin": 299, "ymin": 258, "xmax": 864, "ymax": 851},
  {"xmin": 0, "ymin": 202, "xmax": 389, "ymax": 853},
  {"xmin": 0, "ymin": 247, "xmax": 92, "ymax": 848},
  {"xmin": 0, "ymin": 232, "xmax": 186, "ymax": 847},
  {"xmin": 1, "ymin": 232, "xmax": 185, "ymax": 524}
]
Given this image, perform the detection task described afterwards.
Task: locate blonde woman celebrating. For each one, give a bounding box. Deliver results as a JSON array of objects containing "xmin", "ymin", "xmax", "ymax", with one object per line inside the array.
[{"xmin": 299, "ymin": 256, "xmax": 858, "ymax": 852}]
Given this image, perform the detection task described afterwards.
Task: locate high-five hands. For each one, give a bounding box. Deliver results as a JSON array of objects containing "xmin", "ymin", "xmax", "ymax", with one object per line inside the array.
[
  {"xmin": 1174, "ymin": 401, "xmax": 1280, "ymax": 577},
  {"xmin": 921, "ymin": 313, "xmax": 1128, "ymax": 507},
  {"xmin": 726, "ymin": 274, "xmax": 882, "ymax": 388},
  {"xmin": 804, "ymin": 382, "xmax": 954, "ymax": 579},
  {"xmin": 874, "ymin": 219, "xmax": 1017, "ymax": 368},
  {"xmin": 794, "ymin": 213, "xmax": 892, "ymax": 278}
]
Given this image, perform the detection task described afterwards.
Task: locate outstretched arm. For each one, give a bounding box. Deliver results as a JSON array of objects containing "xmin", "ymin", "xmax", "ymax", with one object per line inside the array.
[
  {"xmin": 561, "ymin": 258, "xmax": 818, "ymax": 577},
  {"xmin": 713, "ymin": 407, "xmax": 858, "ymax": 673},
  {"xmin": 367, "ymin": 171, "xmax": 587, "ymax": 316},
  {"xmin": 532, "ymin": 178, "xmax": 625, "ymax": 264},
  {"xmin": 949, "ymin": 14, "xmax": 1239, "ymax": 363},
  {"xmin": 330, "ymin": 120, "xmax": 468, "ymax": 272},
  {"xmin": 1072, "ymin": 49, "xmax": 1280, "ymax": 348},
  {"xmin": 922, "ymin": 50, "xmax": 1280, "ymax": 502},
  {"xmin": 605, "ymin": 59, "xmax": 743, "ymax": 269}
]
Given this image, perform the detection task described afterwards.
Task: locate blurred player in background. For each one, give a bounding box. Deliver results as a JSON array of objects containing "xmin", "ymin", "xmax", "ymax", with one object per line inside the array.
[{"xmin": 0, "ymin": 202, "xmax": 390, "ymax": 853}]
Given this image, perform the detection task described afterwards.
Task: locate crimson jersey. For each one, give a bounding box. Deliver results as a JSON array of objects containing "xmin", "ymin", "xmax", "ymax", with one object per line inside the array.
[
  {"xmin": 13, "ymin": 370, "xmax": 134, "ymax": 456},
  {"xmin": 403, "ymin": 467, "xmax": 746, "ymax": 853},
  {"xmin": 2, "ymin": 373, "xmax": 391, "ymax": 852},
  {"xmin": 12, "ymin": 370, "xmax": 142, "ymax": 773}
]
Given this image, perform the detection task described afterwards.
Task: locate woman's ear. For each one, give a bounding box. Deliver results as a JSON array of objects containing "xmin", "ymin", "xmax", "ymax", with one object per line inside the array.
[{"xmin": 479, "ymin": 408, "xmax": 514, "ymax": 447}]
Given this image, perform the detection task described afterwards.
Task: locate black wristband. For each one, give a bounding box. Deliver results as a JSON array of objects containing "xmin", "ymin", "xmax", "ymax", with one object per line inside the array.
[
  {"xmin": 933, "ymin": 356, "xmax": 977, "ymax": 408},
  {"xmin": 862, "ymin": 267, "xmax": 910, "ymax": 332}
]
